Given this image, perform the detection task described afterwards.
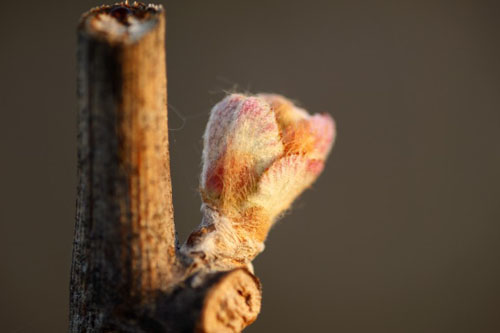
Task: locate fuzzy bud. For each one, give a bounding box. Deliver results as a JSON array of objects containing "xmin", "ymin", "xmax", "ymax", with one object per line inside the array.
[{"xmin": 182, "ymin": 94, "xmax": 335, "ymax": 270}]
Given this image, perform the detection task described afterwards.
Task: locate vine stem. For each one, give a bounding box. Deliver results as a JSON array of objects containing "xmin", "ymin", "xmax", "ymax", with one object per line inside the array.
[{"xmin": 70, "ymin": 3, "xmax": 261, "ymax": 332}]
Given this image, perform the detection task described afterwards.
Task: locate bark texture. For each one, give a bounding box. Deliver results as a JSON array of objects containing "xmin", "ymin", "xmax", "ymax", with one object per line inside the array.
[{"xmin": 70, "ymin": 3, "xmax": 261, "ymax": 332}]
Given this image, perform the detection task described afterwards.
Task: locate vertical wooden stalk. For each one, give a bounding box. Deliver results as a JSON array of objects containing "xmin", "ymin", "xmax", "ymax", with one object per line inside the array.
[
  {"xmin": 71, "ymin": 3, "xmax": 263, "ymax": 332},
  {"xmin": 70, "ymin": 4, "xmax": 176, "ymax": 331}
]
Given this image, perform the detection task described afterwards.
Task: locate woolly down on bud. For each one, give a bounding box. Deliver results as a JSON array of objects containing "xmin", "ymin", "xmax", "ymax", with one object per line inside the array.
[{"xmin": 181, "ymin": 94, "xmax": 336, "ymax": 271}]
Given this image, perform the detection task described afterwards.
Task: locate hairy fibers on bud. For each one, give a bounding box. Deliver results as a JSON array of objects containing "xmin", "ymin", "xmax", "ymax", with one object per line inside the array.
[{"xmin": 182, "ymin": 93, "xmax": 336, "ymax": 270}]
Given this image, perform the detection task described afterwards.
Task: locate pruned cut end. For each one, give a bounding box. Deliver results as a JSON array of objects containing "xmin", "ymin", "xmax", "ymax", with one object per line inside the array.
[
  {"xmin": 197, "ymin": 269, "xmax": 262, "ymax": 333},
  {"xmin": 79, "ymin": 2, "xmax": 163, "ymax": 43}
]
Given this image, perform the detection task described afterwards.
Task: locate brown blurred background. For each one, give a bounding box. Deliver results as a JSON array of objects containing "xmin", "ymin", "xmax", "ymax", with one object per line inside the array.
[{"xmin": 1, "ymin": 0, "xmax": 499, "ymax": 332}]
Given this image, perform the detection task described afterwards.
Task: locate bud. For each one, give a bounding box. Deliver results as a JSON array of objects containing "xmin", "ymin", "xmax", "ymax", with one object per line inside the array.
[{"xmin": 182, "ymin": 94, "xmax": 336, "ymax": 270}]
